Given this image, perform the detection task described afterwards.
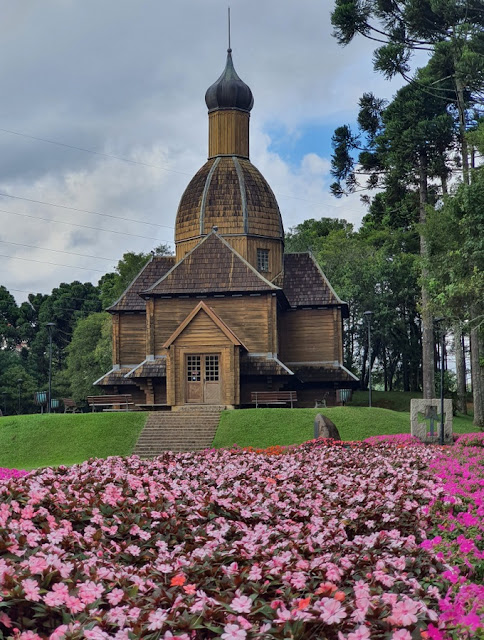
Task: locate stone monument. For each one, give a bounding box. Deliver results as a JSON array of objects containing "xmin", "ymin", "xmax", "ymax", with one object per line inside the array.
[{"xmin": 410, "ymin": 399, "xmax": 453, "ymax": 444}]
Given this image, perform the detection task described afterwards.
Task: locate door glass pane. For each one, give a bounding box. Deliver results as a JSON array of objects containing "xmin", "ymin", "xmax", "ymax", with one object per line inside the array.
[
  {"xmin": 187, "ymin": 355, "xmax": 201, "ymax": 382},
  {"xmin": 205, "ymin": 355, "xmax": 219, "ymax": 381}
]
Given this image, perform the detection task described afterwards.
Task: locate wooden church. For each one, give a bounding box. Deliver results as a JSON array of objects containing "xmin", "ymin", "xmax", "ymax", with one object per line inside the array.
[{"xmin": 95, "ymin": 48, "xmax": 358, "ymax": 408}]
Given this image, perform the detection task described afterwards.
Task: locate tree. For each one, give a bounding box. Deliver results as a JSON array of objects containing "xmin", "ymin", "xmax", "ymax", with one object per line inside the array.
[
  {"xmin": 0, "ymin": 350, "xmax": 37, "ymax": 415},
  {"xmin": 285, "ymin": 218, "xmax": 353, "ymax": 253},
  {"xmin": 0, "ymin": 286, "xmax": 19, "ymax": 349},
  {"xmin": 29, "ymin": 282, "xmax": 102, "ymax": 383},
  {"xmin": 331, "ymin": 0, "xmax": 484, "ymax": 409},
  {"xmin": 424, "ymin": 167, "xmax": 484, "ymax": 426},
  {"xmin": 65, "ymin": 313, "xmax": 112, "ymax": 403},
  {"xmin": 331, "ymin": 73, "xmax": 454, "ymax": 398}
]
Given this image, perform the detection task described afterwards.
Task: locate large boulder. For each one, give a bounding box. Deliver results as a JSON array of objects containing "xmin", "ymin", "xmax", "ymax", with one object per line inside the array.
[{"xmin": 314, "ymin": 413, "xmax": 341, "ymax": 440}]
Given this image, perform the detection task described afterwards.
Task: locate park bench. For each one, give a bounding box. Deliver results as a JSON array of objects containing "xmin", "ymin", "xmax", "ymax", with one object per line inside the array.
[
  {"xmin": 62, "ymin": 398, "xmax": 80, "ymax": 413},
  {"xmin": 251, "ymin": 391, "xmax": 297, "ymax": 408},
  {"xmin": 86, "ymin": 394, "xmax": 134, "ymax": 412}
]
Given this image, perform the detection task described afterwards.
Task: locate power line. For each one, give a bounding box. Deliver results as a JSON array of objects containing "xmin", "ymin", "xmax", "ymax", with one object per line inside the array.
[
  {"xmin": 0, "ymin": 239, "xmax": 116, "ymax": 262},
  {"xmin": 0, "ymin": 253, "xmax": 106, "ymax": 272},
  {"xmin": 0, "ymin": 127, "xmax": 193, "ymax": 178},
  {"xmin": 0, "ymin": 208, "xmax": 175, "ymax": 243},
  {"xmin": 0, "ymin": 127, "xmax": 374, "ymax": 219},
  {"xmin": 0, "ymin": 191, "xmax": 175, "ymax": 230}
]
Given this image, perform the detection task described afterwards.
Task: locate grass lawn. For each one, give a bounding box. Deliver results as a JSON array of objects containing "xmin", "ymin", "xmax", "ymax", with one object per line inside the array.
[
  {"xmin": 348, "ymin": 390, "xmax": 423, "ymax": 412},
  {"xmin": 212, "ymin": 406, "xmax": 477, "ymax": 449},
  {"xmin": 0, "ymin": 412, "xmax": 147, "ymax": 470}
]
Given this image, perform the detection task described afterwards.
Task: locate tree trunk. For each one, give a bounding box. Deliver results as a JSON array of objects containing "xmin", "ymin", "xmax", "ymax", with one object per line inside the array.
[
  {"xmin": 470, "ymin": 321, "xmax": 484, "ymax": 429},
  {"xmin": 454, "ymin": 323, "xmax": 467, "ymax": 414},
  {"xmin": 419, "ymin": 155, "xmax": 435, "ymax": 399},
  {"xmin": 454, "ymin": 71, "xmax": 470, "ymax": 185}
]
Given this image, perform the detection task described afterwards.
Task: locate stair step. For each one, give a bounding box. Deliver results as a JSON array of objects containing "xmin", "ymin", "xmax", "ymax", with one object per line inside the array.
[{"xmin": 133, "ymin": 408, "xmax": 222, "ymax": 455}]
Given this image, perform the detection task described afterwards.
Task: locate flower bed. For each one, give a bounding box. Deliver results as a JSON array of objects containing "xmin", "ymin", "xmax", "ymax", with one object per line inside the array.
[
  {"xmin": 0, "ymin": 468, "xmax": 28, "ymax": 480},
  {"xmin": 0, "ymin": 438, "xmax": 482, "ymax": 639}
]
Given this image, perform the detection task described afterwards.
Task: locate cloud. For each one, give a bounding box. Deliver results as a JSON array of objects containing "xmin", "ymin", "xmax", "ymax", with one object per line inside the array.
[{"xmin": 0, "ymin": 0, "xmax": 405, "ymax": 302}]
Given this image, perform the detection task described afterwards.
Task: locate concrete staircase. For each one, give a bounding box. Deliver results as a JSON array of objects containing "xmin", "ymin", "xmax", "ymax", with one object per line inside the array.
[{"xmin": 133, "ymin": 405, "xmax": 224, "ymax": 457}]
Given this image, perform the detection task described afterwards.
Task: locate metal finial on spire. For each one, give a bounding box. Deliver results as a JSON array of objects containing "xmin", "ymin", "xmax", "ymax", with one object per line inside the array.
[{"xmin": 228, "ymin": 7, "xmax": 231, "ymax": 52}]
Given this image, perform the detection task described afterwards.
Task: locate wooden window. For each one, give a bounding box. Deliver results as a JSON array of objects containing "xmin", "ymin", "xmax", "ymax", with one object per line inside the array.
[
  {"xmin": 187, "ymin": 355, "xmax": 201, "ymax": 382},
  {"xmin": 205, "ymin": 355, "xmax": 220, "ymax": 382},
  {"xmin": 257, "ymin": 248, "xmax": 269, "ymax": 272}
]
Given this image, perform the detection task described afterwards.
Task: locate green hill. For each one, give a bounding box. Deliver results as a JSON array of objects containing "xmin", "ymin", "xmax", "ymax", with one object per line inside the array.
[
  {"xmin": 0, "ymin": 406, "xmax": 476, "ymax": 470},
  {"xmin": 0, "ymin": 412, "xmax": 146, "ymax": 470}
]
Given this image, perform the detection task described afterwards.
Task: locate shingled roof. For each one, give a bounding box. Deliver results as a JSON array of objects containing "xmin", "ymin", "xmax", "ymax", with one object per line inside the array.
[
  {"xmin": 290, "ymin": 363, "xmax": 358, "ymax": 384},
  {"xmin": 125, "ymin": 357, "xmax": 167, "ymax": 379},
  {"xmin": 240, "ymin": 355, "xmax": 293, "ymax": 376},
  {"xmin": 106, "ymin": 256, "xmax": 176, "ymax": 312},
  {"xmin": 144, "ymin": 231, "xmax": 279, "ymax": 296},
  {"xmin": 283, "ymin": 253, "xmax": 347, "ymax": 313}
]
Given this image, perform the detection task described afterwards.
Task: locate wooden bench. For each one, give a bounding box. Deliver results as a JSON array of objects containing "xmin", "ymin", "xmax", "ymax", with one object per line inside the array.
[
  {"xmin": 62, "ymin": 398, "xmax": 80, "ymax": 413},
  {"xmin": 87, "ymin": 395, "xmax": 134, "ymax": 412},
  {"xmin": 251, "ymin": 391, "xmax": 297, "ymax": 408}
]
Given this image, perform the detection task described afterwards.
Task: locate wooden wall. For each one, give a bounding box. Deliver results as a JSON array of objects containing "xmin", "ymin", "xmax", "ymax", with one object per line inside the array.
[
  {"xmin": 154, "ymin": 295, "xmax": 273, "ymax": 354},
  {"xmin": 208, "ymin": 110, "xmax": 249, "ymax": 158},
  {"xmin": 165, "ymin": 311, "xmax": 239, "ymax": 406},
  {"xmin": 279, "ymin": 308, "xmax": 341, "ymax": 363},
  {"xmin": 119, "ymin": 313, "xmax": 146, "ymax": 365}
]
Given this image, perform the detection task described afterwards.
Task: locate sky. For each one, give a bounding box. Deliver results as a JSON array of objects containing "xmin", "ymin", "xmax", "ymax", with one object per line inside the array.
[{"xmin": 0, "ymin": 0, "xmax": 412, "ymax": 303}]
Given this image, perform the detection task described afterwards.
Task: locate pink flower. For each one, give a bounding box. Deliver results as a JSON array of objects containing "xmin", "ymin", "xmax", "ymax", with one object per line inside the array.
[
  {"xmin": 348, "ymin": 627, "xmax": 371, "ymax": 640},
  {"xmin": 147, "ymin": 608, "xmax": 168, "ymax": 631},
  {"xmin": 231, "ymin": 595, "xmax": 252, "ymax": 614},
  {"xmin": 44, "ymin": 590, "xmax": 66, "ymax": 608},
  {"xmin": 221, "ymin": 624, "xmax": 247, "ymax": 640},
  {"xmin": 22, "ymin": 578, "xmax": 41, "ymax": 602},
  {"xmin": 107, "ymin": 588, "xmax": 125, "ymax": 606},
  {"xmin": 20, "ymin": 632, "xmax": 42, "ymax": 640},
  {"xmin": 78, "ymin": 580, "xmax": 104, "ymax": 605},
  {"xmin": 65, "ymin": 596, "xmax": 85, "ymax": 614},
  {"xmin": 391, "ymin": 631, "xmax": 412, "ymax": 640},
  {"xmin": 318, "ymin": 598, "xmax": 347, "ymax": 624},
  {"xmin": 388, "ymin": 599, "xmax": 420, "ymax": 626}
]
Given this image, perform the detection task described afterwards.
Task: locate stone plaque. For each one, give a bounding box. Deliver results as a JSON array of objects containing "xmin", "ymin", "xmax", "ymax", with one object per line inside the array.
[{"xmin": 410, "ymin": 399, "xmax": 453, "ymax": 444}]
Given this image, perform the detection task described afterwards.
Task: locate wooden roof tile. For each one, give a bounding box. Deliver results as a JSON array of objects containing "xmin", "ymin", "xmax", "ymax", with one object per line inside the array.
[
  {"xmin": 107, "ymin": 256, "xmax": 176, "ymax": 312},
  {"xmin": 283, "ymin": 253, "xmax": 347, "ymax": 310},
  {"xmin": 144, "ymin": 232, "xmax": 279, "ymax": 296}
]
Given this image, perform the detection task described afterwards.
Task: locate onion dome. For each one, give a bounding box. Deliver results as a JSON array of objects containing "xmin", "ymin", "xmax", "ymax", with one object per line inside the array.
[
  {"xmin": 175, "ymin": 156, "xmax": 283, "ymax": 243},
  {"xmin": 205, "ymin": 49, "xmax": 254, "ymax": 113}
]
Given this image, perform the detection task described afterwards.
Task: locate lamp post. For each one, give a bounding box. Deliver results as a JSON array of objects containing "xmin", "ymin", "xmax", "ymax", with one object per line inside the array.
[
  {"xmin": 363, "ymin": 311, "xmax": 373, "ymax": 408},
  {"xmin": 17, "ymin": 379, "xmax": 23, "ymax": 415},
  {"xmin": 46, "ymin": 322, "xmax": 55, "ymax": 414}
]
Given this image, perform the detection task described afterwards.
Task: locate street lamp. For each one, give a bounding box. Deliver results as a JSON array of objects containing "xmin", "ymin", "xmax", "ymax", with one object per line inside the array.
[
  {"xmin": 363, "ymin": 311, "xmax": 373, "ymax": 408},
  {"xmin": 17, "ymin": 379, "xmax": 23, "ymax": 415},
  {"xmin": 46, "ymin": 322, "xmax": 56, "ymax": 414}
]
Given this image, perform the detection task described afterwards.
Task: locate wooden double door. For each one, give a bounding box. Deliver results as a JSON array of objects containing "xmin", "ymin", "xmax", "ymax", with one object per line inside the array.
[{"xmin": 185, "ymin": 354, "xmax": 221, "ymax": 404}]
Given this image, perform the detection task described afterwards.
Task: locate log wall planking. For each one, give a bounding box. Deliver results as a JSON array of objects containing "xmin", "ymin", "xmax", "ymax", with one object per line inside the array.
[
  {"xmin": 279, "ymin": 309, "xmax": 338, "ymax": 363},
  {"xmin": 112, "ymin": 314, "xmax": 120, "ymax": 364},
  {"xmin": 146, "ymin": 298, "xmax": 155, "ymax": 355},
  {"xmin": 154, "ymin": 296, "xmax": 271, "ymax": 354},
  {"xmin": 119, "ymin": 314, "xmax": 146, "ymax": 365}
]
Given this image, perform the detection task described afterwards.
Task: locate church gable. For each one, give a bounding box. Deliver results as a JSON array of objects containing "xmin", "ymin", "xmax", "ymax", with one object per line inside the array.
[
  {"xmin": 163, "ymin": 301, "xmax": 246, "ymax": 349},
  {"xmin": 144, "ymin": 232, "xmax": 279, "ymax": 296}
]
